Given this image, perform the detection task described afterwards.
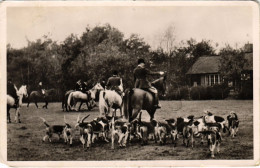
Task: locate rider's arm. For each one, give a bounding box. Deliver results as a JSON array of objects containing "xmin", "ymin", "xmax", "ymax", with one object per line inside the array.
[
  {"xmin": 145, "ymin": 68, "xmax": 161, "ymax": 76},
  {"xmin": 106, "ymin": 78, "xmax": 111, "ymax": 87}
]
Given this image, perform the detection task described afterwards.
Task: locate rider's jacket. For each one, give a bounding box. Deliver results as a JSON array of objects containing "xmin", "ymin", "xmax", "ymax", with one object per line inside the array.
[
  {"xmin": 133, "ymin": 65, "xmax": 160, "ymax": 89},
  {"xmin": 106, "ymin": 75, "xmax": 121, "ymax": 91},
  {"xmin": 75, "ymin": 82, "xmax": 82, "ymax": 91}
]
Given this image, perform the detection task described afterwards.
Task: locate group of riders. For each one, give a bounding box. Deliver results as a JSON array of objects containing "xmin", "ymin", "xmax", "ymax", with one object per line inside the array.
[{"xmin": 7, "ymin": 58, "xmax": 165, "ymax": 109}]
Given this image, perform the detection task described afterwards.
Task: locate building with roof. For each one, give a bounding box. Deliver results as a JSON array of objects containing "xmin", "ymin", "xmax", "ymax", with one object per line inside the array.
[
  {"xmin": 186, "ymin": 56, "xmax": 222, "ymax": 86},
  {"xmin": 186, "ymin": 43, "xmax": 253, "ymax": 87}
]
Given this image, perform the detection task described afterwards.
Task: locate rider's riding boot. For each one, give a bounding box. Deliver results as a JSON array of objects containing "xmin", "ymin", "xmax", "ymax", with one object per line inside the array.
[{"xmin": 153, "ymin": 93, "xmax": 161, "ymax": 109}]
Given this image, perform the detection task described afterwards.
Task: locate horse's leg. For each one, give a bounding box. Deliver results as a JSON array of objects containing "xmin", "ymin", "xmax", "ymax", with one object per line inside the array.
[
  {"xmin": 45, "ymin": 101, "xmax": 48, "ymax": 109},
  {"xmin": 131, "ymin": 109, "xmax": 141, "ymax": 121},
  {"xmin": 86, "ymin": 101, "xmax": 92, "ymax": 111},
  {"xmin": 27, "ymin": 101, "xmax": 30, "ymax": 107},
  {"xmin": 149, "ymin": 109, "xmax": 156, "ymax": 121},
  {"xmin": 15, "ymin": 108, "xmax": 20, "ymax": 123},
  {"xmin": 78, "ymin": 102, "xmax": 83, "ymax": 111},
  {"xmin": 18, "ymin": 109, "xmax": 21, "ymax": 123},
  {"xmin": 35, "ymin": 101, "xmax": 38, "ymax": 108},
  {"xmin": 7, "ymin": 106, "xmax": 11, "ymax": 123}
]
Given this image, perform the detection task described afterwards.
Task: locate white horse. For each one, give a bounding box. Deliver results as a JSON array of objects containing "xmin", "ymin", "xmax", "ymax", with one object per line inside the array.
[
  {"xmin": 99, "ymin": 79, "xmax": 123, "ymax": 117},
  {"xmin": 7, "ymin": 85, "xmax": 28, "ymax": 123},
  {"xmin": 67, "ymin": 83, "xmax": 104, "ymax": 111}
]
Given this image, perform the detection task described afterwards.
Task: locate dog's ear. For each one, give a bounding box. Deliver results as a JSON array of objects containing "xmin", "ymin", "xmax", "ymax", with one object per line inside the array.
[
  {"xmin": 138, "ymin": 111, "xmax": 142, "ymax": 122},
  {"xmin": 66, "ymin": 123, "xmax": 71, "ymax": 128},
  {"xmin": 106, "ymin": 116, "xmax": 112, "ymax": 121},
  {"xmin": 150, "ymin": 120, "xmax": 157, "ymax": 127},
  {"xmin": 194, "ymin": 121, "xmax": 200, "ymax": 126},
  {"xmin": 187, "ymin": 115, "xmax": 194, "ymax": 120},
  {"xmin": 227, "ymin": 115, "xmax": 231, "ymax": 121}
]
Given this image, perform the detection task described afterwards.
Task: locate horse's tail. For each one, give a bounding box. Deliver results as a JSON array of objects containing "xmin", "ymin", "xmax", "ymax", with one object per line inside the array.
[
  {"xmin": 123, "ymin": 88, "xmax": 134, "ymax": 122},
  {"xmin": 67, "ymin": 92, "xmax": 73, "ymax": 109},
  {"xmin": 99, "ymin": 91, "xmax": 108, "ymax": 116}
]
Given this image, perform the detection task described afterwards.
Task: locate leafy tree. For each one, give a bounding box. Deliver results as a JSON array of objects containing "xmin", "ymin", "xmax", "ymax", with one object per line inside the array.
[{"xmin": 219, "ymin": 45, "xmax": 246, "ymax": 91}]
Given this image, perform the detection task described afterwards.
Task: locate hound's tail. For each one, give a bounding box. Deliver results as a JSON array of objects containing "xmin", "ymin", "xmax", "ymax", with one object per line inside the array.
[{"xmin": 39, "ymin": 117, "xmax": 49, "ymax": 127}]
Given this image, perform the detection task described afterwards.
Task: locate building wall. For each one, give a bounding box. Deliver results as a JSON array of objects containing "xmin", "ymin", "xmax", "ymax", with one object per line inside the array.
[{"xmin": 191, "ymin": 73, "xmax": 222, "ymax": 86}]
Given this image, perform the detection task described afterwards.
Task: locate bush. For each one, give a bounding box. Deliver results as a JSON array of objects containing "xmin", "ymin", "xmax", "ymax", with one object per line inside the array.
[
  {"xmin": 165, "ymin": 86, "xmax": 190, "ymax": 100},
  {"xmin": 190, "ymin": 86, "xmax": 209, "ymax": 100},
  {"xmin": 190, "ymin": 84, "xmax": 229, "ymax": 100},
  {"xmin": 238, "ymin": 81, "xmax": 253, "ymax": 99}
]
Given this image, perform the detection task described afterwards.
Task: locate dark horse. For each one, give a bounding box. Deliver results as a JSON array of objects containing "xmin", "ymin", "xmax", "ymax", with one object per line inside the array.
[
  {"xmin": 27, "ymin": 89, "xmax": 56, "ymax": 109},
  {"xmin": 123, "ymin": 74, "xmax": 167, "ymax": 122}
]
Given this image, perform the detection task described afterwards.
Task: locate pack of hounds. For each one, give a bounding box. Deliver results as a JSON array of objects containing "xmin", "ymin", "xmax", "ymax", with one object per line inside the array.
[{"xmin": 40, "ymin": 110, "xmax": 239, "ymax": 158}]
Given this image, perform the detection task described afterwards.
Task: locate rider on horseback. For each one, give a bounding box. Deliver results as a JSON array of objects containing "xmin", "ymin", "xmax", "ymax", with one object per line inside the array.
[
  {"xmin": 106, "ymin": 70, "xmax": 123, "ymax": 96},
  {"xmin": 7, "ymin": 78, "xmax": 19, "ymax": 108},
  {"xmin": 134, "ymin": 58, "xmax": 164, "ymax": 109},
  {"xmin": 75, "ymin": 79, "xmax": 83, "ymax": 91},
  {"xmin": 38, "ymin": 82, "xmax": 45, "ymax": 98}
]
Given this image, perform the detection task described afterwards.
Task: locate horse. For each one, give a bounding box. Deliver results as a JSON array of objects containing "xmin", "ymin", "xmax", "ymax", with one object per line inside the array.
[
  {"xmin": 99, "ymin": 90, "xmax": 123, "ymax": 117},
  {"xmin": 99, "ymin": 78, "xmax": 124, "ymax": 117},
  {"xmin": 27, "ymin": 88, "xmax": 56, "ymax": 109},
  {"xmin": 123, "ymin": 74, "xmax": 167, "ymax": 122},
  {"xmin": 62, "ymin": 90, "xmax": 75, "ymax": 112},
  {"xmin": 67, "ymin": 83, "xmax": 104, "ymax": 111},
  {"xmin": 7, "ymin": 85, "xmax": 28, "ymax": 123}
]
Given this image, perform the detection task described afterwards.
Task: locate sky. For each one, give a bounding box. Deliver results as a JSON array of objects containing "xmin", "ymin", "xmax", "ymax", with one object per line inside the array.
[{"xmin": 7, "ymin": 5, "xmax": 253, "ymax": 51}]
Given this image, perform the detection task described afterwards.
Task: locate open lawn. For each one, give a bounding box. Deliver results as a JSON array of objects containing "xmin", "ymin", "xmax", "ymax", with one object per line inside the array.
[{"xmin": 7, "ymin": 100, "xmax": 253, "ymax": 160}]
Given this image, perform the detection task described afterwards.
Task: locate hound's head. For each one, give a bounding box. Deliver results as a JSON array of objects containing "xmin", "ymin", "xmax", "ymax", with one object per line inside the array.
[{"xmin": 203, "ymin": 110, "xmax": 215, "ymax": 123}]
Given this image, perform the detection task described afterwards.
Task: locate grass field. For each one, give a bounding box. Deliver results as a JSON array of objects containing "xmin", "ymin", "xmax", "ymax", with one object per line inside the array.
[{"xmin": 7, "ymin": 100, "xmax": 253, "ymax": 160}]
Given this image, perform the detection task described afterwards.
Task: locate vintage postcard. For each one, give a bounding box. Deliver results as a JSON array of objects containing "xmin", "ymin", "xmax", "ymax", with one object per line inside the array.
[{"xmin": 0, "ymin": 1, "xmax": 259, "ymax": 167}]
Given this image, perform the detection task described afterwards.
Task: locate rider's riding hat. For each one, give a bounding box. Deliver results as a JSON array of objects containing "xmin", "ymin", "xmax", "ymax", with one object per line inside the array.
[
  {"xmin": 138, "ymin": 58, "xmax": 145, "ymax": 65},
  {"xmin": 113, "ymin": 70, "xmax": 118, "ymax": 76}
]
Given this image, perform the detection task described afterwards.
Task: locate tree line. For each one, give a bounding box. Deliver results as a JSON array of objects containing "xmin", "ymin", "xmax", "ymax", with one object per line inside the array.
[{"xmin": 7, "ymin": 24, "xmax": 252, "ymax": 100}]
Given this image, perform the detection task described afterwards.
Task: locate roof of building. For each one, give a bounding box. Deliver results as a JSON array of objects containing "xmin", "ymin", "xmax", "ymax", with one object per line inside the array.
[
  {"xmin": 186, "ymin": 56, "xmax": 221, "ymax": 75},
  {"xmin": 186, "ymin": 52, "xmax": 253, "ymax": 75}
]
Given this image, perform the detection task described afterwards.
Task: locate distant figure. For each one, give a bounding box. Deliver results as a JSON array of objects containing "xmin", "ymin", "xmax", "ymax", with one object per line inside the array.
[
  {"xmin": 38, "ymin": 82, "xmax": 45, "ymax": 97},
  {"xmin": 106, "ymin": 70, "xmax": 123, "ymax": 96},
  {"xmin": 7, "ymin": 78, "xmax": 19, "ymax": 108},
  {"xmin": 133, "ymin": 58, "xmax": 164, "ymax": 108}
]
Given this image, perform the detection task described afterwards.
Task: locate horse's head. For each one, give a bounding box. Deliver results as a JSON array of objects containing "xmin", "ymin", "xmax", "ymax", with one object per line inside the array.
[
  {"xmin": 89, "ymin": 83, "xmax": 104, "ymax": 100},
  {"xmin": 93, "ymin": 83, "xmax": 104, "ymax": 91},
  {"xmin": 151, "ymin": 72, "xmax": 167, "ymax": 96},
  {"xmin": 18, "ymin": 85, "xmax": 28, "ymax": 98}
]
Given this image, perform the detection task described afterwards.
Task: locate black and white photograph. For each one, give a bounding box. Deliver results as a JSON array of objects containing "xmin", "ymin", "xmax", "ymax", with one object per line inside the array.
[{"xmin": 1, "ymin": 1, "xmax": 259, "ymax": 167}]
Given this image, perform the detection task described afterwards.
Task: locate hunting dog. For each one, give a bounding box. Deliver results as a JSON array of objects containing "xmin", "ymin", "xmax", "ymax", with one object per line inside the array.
[
  {"xmin": 175, "ymin": 116, "xmax": 199, "ymax": 148},
  {"xmin": 75, "ymin": 114, "xmax": 93, "ymax": 148},
  {"xmin": 40, "ymin": 116, "xmax": 73, "ymax": 146},
  {"xmin": 110, "ymin": 117, "xmax": 130, "ymax": 149},
  {"xmin": 227, "ymin": 111, "xmax": 239, "ymax": 138},
  {"xmin": 130, "ymin": 112, "xmax": 157, "ymax": 145},
  {"xmin": 199, "ymin": 123, "xmax": 222, "ymax": 158},
  {"xmin": 152, "ymin": 118, "xmax": 178, "ymax": 146},
  {"xmin": 75, "ymin": 114, "xmax": 110, "ymax": 148}
]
